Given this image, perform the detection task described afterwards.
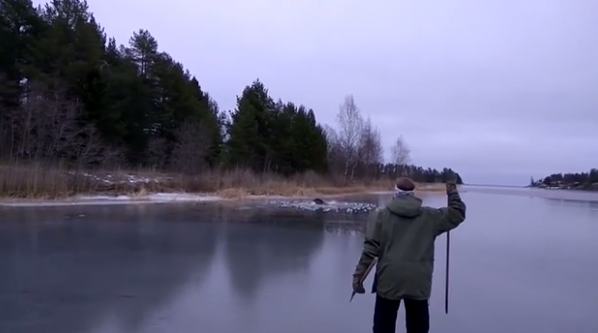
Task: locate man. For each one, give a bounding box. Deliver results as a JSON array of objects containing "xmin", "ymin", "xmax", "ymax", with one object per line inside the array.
[{"xmin": 352, "ymin": 177, "xmax": 466, "ymax": 333}]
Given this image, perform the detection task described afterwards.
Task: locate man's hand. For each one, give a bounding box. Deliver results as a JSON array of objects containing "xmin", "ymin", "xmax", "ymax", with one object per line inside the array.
[
  {"xmin": 352, "ymin": 276, "xmax": 366, "ymax": 294},
  {"xmin": 445, "ymin": 172, "xmax": 458, "ymax": 194},
  {"xmin": 445, "ymin": 181, "xmax": 457, "ymax": 194}
]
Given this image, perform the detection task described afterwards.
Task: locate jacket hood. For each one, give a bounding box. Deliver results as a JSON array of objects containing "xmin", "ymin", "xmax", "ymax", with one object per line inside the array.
[{"xmin": 386, "ymin": 195, "xmax": 423, "ymax": 218}]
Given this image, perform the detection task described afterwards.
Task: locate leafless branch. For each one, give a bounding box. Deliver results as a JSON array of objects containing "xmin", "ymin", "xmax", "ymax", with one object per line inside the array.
[
  {"xmin": 169, "ymin": 121, "xmax": 210, "ymax": 174},
  {"xmin": 358, "ymin": 117, "xmax": 384, "ymax": 178},
  {"xmin": 391, "ymin": 135, "xmax": 411, "ymax": 166},
  {"xmin": 336, "ymin": 94, "xmax": 364, "ymax": 181}
]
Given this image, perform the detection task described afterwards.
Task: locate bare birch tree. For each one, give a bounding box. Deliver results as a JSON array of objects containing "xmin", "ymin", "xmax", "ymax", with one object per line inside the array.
[
  {"xmin": 336, "ymin": 95, "xmax": 363, "ymax": 181},
  {"xmin": 322, "ymin": 124, "xmax": 340, "ymax": 159},
  {"xmin": 8, "ymin": 80, "xmax": 109, "ymax": 166},
  {"xmin": 322, "ymin": 124, "xmax": 344, "ymax": 178},
  {"xmin": 358, "ymin": 117, "xmax": 384, "ymax": 179},
  {"xmin": 390, "ymin": 135, "xmax": 411, "ymax": 165},
  {"xmin": 146, "ymin": 136, "xmax": 169, "ymax": 169},
  {"xmin": 170, "ymin": 121, "xmax": 210, "ymax": 174}
]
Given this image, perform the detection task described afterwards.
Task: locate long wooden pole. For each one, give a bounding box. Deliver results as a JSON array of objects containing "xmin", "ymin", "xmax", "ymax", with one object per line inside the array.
[{"xmin": 445, "ymin": 230, "xmax": 450, "ymax": 314}]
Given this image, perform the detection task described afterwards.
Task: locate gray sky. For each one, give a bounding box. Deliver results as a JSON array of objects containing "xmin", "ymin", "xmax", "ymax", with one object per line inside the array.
[{"xmin": 47, "ymin": 0, "xmax": 598, "ymax": 185}]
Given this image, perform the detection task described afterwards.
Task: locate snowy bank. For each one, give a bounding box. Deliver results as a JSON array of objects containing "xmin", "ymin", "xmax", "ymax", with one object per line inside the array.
[
  {"xmin": 0, "ymin": 192, "xmax": 382, "ymax": 214},
  {"xmin": 0, "ymin": 192, "xmax": 223, "ymax": 207}
]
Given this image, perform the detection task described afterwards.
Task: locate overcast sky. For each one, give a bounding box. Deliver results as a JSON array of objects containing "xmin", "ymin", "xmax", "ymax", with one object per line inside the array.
[{"xmin": 44, "ymin": 0, "xmax": 598, "ymax": 185}]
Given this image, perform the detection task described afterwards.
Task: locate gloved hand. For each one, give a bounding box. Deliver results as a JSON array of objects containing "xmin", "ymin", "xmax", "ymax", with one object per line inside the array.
[
  {"xmin": 445, "ymin": 181, "xmax": 457, "ymax": 193},
  {"xmin": 445, "ymin": 170, "xmax": 458, "ymax": 193},
  {"xmin": 352, "ymin": 276, "xmax": 365, "ymax": 294}
]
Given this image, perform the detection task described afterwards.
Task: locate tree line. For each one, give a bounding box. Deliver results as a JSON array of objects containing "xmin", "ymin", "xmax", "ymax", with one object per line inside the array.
[
  {"xmin": 531, "ymin": 169, "xmax": 598, "ymax": 190},
  {"xmin": 0, "ymin": 0, "xmax": 463, "ymax": 184}
]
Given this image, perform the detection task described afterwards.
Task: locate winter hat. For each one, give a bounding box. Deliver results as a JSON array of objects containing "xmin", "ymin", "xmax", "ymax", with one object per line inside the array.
[{"xmin": 394, "ymin": 177, "xmax": 416, "ymax": 197}]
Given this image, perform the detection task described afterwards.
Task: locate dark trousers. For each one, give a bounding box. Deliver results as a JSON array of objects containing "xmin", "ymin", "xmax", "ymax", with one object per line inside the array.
[{"xmin": 373, "ymin": 295, "xmax": 429, "ymax": 333}]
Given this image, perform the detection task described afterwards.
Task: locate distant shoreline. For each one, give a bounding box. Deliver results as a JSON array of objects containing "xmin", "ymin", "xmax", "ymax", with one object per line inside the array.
[
  {"xmin": 464, "ymin": 183, "xmax": 525, "ymax": 188},
  {"xmin": 0, "ymin": 186, "xmax": 447, "ymax": 208},
  {"xmin": 527, "ymin": 183, "xmax": 598, "ymax": 192},
  {"xmin": 0, "ymin": 164, "xmax": 452, "ymax": 207}
]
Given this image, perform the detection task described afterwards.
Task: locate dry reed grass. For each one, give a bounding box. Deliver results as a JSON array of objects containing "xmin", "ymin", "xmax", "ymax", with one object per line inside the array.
[{"xmin": 0, "ymin": 163, "xmax": 444, "ymax": 199}]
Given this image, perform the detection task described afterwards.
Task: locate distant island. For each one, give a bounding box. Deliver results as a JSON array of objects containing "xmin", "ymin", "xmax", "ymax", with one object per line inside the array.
[{"xmin": 529, "ymin": 169, "xmax": 598, "ymax": 191}]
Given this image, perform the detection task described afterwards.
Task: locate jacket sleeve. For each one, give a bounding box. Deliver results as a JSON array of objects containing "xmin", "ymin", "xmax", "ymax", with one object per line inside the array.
[
  {"xmin": 429, "ymin": 184, "xmax": 466, "ymax": 236},
  {"xmin": 352, "ymin": 208, "xmax": 382, "ymax": 281}
]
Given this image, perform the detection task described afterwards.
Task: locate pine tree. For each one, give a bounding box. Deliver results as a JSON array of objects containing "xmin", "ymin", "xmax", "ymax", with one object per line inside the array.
[{"xmin": 0, "ymin": 0, "xmax": 465, "ymax": 183}]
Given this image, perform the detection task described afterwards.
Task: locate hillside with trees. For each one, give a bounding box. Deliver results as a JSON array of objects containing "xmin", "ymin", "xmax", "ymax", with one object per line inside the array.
[
  {"xmin": 530, "ymin": 169, "xmax": 598, "ymax": 191},
  {"xmin": 0, "ymin": 0, "xmax": 462, "ymax": 197}
]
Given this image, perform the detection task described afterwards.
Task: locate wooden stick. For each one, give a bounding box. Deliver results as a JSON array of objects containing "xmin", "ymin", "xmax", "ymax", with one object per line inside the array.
[
  {"xmin": 350, "ymin": 258, "xmax": 377, "ymax": 302},
  {"xmin": 445, "ymin": 231, "xmax": 450, "ymax": 314}
]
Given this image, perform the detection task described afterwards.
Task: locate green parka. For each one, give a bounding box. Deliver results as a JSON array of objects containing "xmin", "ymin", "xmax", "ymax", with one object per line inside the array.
[{"xmin": 352, "ymin": 185, "xmax": 466, "ymax": 300}]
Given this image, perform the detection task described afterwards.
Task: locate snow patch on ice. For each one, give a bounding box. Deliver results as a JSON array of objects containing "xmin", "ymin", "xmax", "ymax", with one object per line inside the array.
[
  {"xmin": 144, "ymin": 193, "xmax": 222, "ymax": 202},
  {"xmin": 261, "ymin": 199, "xmax": 377, "ymax": 214},
  {"xmin": 67, "ymin": 171, "xmax": 164, "ymax": 185},
  {"xmin": 0, "ymin": 192, "xmax": 224, "ymax": 207},
  {"xmin": 0, "ymin": 193, "xmax": 377, "ymax": 214}
]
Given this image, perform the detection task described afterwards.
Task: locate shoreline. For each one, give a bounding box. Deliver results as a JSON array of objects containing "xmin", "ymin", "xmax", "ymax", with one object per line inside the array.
[
  {"xmin": 0, "ymin": 185, "xmax": 449, "ymax": 208},
  {"xmin": 0, "ymin": 191, "xmax": 383, "ymax": 207},
  {"xmin": 0, "ymin": 164, "xmax": 454, "ymax": 207},
  {"xmin": 528, "ymin": 184, "xmax": 598, "ymax": 192}
]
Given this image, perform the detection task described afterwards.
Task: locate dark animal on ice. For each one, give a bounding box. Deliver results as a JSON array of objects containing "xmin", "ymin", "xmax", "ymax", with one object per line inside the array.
[{"xmin": 313, "ymin": 198, "xmax": 326, "ymax": 205}]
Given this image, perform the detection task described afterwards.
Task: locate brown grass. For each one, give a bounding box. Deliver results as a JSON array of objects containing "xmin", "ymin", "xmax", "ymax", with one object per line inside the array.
[{"xmin": 0, "ymin": 163, "xmax": 444, "ymax": 199}]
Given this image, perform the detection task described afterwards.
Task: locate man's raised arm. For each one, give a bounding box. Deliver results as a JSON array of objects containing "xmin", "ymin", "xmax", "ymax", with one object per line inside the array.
[{"xmin": 432, "ymin": 182, "xmax": 466, "ymax": 236}]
